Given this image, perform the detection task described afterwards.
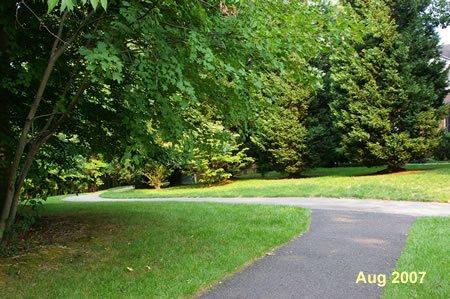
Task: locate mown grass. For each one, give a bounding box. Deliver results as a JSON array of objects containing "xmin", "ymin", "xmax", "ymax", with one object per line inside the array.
[
  {"xmin": 383, "ymin": 217, "xmax": 449, "ymax": 298},
  {"xmin": 0, "ymin": 198, "xmax": 309, "ymax": 298},
  {"xmin": 102, "ymin": 185, "xmax": 133, "ymax": 192},
  {"xmin": 102, "ymin": 165, "xmax": 450, "ymax": 202}
]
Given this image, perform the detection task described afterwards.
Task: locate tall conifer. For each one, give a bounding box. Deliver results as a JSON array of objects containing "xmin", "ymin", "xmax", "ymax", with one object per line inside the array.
[{"xmin": 331, "ymin": 0, "xmax": 448, "ymax": 170}]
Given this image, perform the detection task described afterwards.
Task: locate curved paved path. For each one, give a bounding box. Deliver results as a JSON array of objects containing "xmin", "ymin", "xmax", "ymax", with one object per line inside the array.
[
  {"xmin": 63, "ymin": 193, "xmax": 449, "ymax": 298},
  {"xmin": 63, "ymin": 194, "xmax": 450, "ymax": 217}
]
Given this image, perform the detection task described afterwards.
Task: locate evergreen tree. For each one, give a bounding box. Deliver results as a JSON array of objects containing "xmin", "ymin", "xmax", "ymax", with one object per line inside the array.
[
  {"xmin": 251, "ymin": 74, "xmax": 311, "ymax": 176},
  {"xmin": 331, "ymin": 0, "xmax": 448, "ymax": 171},
  {"xmin": 306, "ymin": 53, "xmax": 341, "ymax": 167},
  {"xmin": 252, "ymin": 108, "xmax": 308, "ymax": 176},
  {"xmin": 392, "ymin": 0, "xmax": 449, "ymax": 126}
]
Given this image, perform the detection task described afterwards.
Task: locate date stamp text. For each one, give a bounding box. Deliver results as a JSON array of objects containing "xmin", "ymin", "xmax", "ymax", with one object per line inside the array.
[{"xmin": 356, "ymin": 271, "xmax": 426, "ymax": 287}]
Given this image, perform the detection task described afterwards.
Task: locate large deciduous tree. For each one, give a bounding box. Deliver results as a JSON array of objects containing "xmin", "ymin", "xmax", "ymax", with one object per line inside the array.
[
  {"xmin": 0, "ymin": 0, "xmax": 109, "ymax": 240},
  {"xmin": 1, "ymin": 0, "xmax": 257, "ymax": 240},
  {"xmin": 1, "ymin": 0, "xmax": 345, "ymax": 240}
]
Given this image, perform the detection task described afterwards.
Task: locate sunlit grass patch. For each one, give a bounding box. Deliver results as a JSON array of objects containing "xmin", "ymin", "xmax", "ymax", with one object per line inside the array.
[
  {"xmin": 1, "ymin": 200, "xmax": 309, "ymax": 298},
  {"xmin": 102, "ymin": 165, "xmax": 450, "ymax": 202},
  {"xmin": 383, "ymin": 217, "xmax": 449, "ymax": 298}
]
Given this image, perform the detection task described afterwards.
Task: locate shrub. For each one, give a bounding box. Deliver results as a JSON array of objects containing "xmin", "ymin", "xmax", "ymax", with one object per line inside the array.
[
  {"xmin": 138, "ymin": 161, "xmax": 173, "ymax": 189},
  {"xmin": 185, "ymin": 131, "xmax": 253, "ymax": 186},
  {"xmin": 433, "ymin": 132, "xmax": 450, "ymax": 161}
]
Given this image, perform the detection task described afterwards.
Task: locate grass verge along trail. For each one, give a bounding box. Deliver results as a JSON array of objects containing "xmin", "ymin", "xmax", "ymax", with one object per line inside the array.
[
  {"xmin": 0, "ymin": 199, "xmax": 309, "ymax": 298},
  {"xmin": 383, "ymin": 217, "xmax": 449, "ymax": 298},
  {"xmin": 102, "ymin": 165, "xmax": 450, "ymax": 202}
]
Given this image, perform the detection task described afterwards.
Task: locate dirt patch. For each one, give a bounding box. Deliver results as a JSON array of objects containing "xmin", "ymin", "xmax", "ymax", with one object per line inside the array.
[
  {"xmin": 390, "ymin": 170, "xmax": 425, "ymax": 175},
  {"xmin": 1, "ymin": 216, "xmax": 87, "ymax": 257},
  {"xmin": 375, "ymin": 170, "xmax": 425, "ymax": 175},
  {"xmin": 0, "ymin": 213, "xmax": 118, "ymax": 288},
  {"xmin": 362, "ymin": 169, "xmax": 426, "ymax": 176},
  {"xmin": 279, "ymin": 174, "xmax": 316, "ymax": 179},
  {"xmin": 1, "ymin": 214, "xmax": 116, "ymax": 258},
  {"xmin": 29, "ymin": 215, "xmax": 88, "ymax": 244}
]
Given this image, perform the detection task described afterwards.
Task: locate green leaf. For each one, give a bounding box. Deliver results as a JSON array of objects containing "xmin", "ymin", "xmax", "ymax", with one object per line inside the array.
[
  {"xmin": 100, "ymin": 0, "xmax": 107, "ymax": 10},
  {"xmin": 56, "ymin": 102, "xmax": 67, "ymax": 113},
  {"xmin": 90, "ymin": 0, "xmax": 99, "ymax": 10},
  {"xmin": 47, "ymin": 0, "xmax": 59, "ymax": 13},
  {"xmin": 60, "ymin": 0, "xmax": 67, "ymax": 12}
]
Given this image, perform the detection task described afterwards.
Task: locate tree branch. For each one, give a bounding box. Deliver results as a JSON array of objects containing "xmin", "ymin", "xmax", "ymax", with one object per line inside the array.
[
  {"xmin": 197, "ymin": 0, "xmax": 217, "ymax": 8},
  {"xmin": 46, "ymin": 78, "xmax": 91, "ymax": 136},
  {"xmin": 159, "ymin": 21, "xmax": 193, "ymax": 31},
  {"xmin": 7, "ymin": 77, "xmax": 90, "ymax": 227},
  {"xmin": 29, "ymin": 12, "xmax": 104, "ymax": 145},
  {"xmin": 53, "ymin": 9, "xmax": 96, "ymax": 60},
  {"xmin": 33, "ymin": 112, "xmax": 64, "ymax": 121},
  {"xmin": 19, "ymin": 0, "xmax": 70, "ymax": 49},
  {"xmin": 137, "ymin": 1, "xmax": 159, "ymax": 20}
]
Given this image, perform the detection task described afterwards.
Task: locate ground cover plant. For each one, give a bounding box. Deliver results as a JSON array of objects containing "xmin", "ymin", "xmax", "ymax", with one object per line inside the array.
[
  {"xmin": 0, "ymin": 198, "xmax": 309, "ymax": 298},
  {"xmin": 382, "ymin": 217, "xmax": 449, "ymax": 298},
  {"xmin": 101, "ymin": 165, "xmax": 450, "ymax": 202}
]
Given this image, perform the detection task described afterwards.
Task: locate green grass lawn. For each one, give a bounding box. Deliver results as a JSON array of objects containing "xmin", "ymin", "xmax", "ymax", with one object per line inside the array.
[
  {"xmin": 0, "ymin": 197, "xmax": 309, "ymax": 298},
  {"xmin": 383, "ymin": 217, "xmax": 449, "ymax": 299},
  {"xmin": 101, "ymin": 165, "xmax": 450, "ymax": 202}
]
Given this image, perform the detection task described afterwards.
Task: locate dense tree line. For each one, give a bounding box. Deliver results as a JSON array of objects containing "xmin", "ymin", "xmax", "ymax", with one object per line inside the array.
[{"xmin": 0, "ymin": 0, "xmax": 448, "ymax": 240}]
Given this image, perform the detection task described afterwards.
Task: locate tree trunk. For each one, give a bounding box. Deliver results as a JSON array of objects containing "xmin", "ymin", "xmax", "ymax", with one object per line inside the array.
[
  {"xmin": 0, "ymin": 157, "xmax": 9, "ymax": 233},
  {"xmin": 7, "ymin": 139, "xmax": 45, "ymax": 227},
  {"xmin": 0, "ymin": 3, "xmax": 13, "ymax": 238},
  {"xmin": 0, "ymin": 7, "xmax": 97, "ymax": 240},
  {"xmin": 0, "ymin": 95, "xmax": 10, "ymax": 223},
  {"xmin": 0, "ymin": 52, "xmax": 59, "ymax": 240}
]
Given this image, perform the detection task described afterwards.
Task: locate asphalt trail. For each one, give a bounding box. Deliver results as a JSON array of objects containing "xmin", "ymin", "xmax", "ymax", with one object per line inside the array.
[
  {"xmin": 63, "ymin": 192, "xmax": 449, "ymax": 298},
  {"xmin": 201, "ymin": 210, "xmax": 415, "ymax": 299}
]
